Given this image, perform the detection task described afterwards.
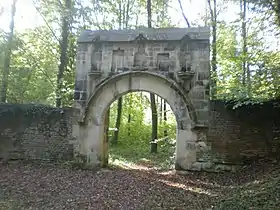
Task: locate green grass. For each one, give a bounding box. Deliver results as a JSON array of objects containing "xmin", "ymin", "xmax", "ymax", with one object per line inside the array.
[{"xmin": 109, "ymin": 137, "xmax": 176, "ymax": 170}]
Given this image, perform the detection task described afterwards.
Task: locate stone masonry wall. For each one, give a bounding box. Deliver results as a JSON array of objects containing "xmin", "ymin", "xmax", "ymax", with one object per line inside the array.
[
  {"xmin": 1, "ymin": 101, "xmax": 279, "ymax": 168},
  {"xmin": 208, "ymin": 100, "xmax": 280, "ymax": 165},
  {"xmin": 0, "ymin": 104, "xmax": 75, "ymax": 162}
]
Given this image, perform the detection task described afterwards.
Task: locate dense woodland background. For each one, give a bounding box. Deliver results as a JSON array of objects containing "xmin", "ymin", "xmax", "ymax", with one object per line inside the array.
[{"xmin": 0, "ymin": 0, "xmax": 279, "ymax": 160}]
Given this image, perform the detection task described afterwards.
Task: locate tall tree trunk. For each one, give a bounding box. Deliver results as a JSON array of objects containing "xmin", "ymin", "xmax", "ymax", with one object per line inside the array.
[
  {"xmin": 0, "ymin": 0, "xmax": 17, "ymax": 103},
  {"xmin": 127, "ymin": 94, "xmax": 132, "ymax": 136},
  {"xmin": 147, "ymin": 0, "xmax": 152, "ymax": 28},
  {"xmin": 102, "ymin": 108, "xmax": 110, "ymax": 167},
  {"xmin": 118, "ymin": 1, "xmax": 122, "ymax": 29},
  {"xmin": 240, "ymin": 0, "xmax": 250, "ymax": 92},
  {"xmin": 177, "ymin": 0, "xmax": 190, "ymax": 27},
  {"xmin": 159, "ymin": 98, "xmax": 163, "ymax": 123},
  {"xmin": 113, "ymin": 1, "xmax": 125, "ymax": 144},
  {"xmin": 277, "ymin": 0, "xmax": 280, "ymax": 26},
  {"xmin": 112, "ymin": 97, "xmax": 122, "ymax": 144},
  {"xmin": 147, "ymin": 0, "xmax": 158, "ymax": 152},
  {"xmin": 56, "ymin": 0, "xmax": 71, "ymax": 107},
  {"xmin": 163, "ymin": 100, "xmax": 167, "ymax": 137},
  {"xmin": 208, "ymin": 0, "xmax": 217, "ymax": 99},
  {"xmin": 150, "ymin": 94, "xmax": 158, "ymax": 142}
]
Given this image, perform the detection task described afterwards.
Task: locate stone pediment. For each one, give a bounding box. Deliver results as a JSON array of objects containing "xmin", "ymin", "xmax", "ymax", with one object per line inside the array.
[
  {"xmin": 133, "ymin": 33, "xmax": 148, "ymax": 42},
  {"xmin": 77, "ymin": 27, "xmax": 210, "ymax": 43}
]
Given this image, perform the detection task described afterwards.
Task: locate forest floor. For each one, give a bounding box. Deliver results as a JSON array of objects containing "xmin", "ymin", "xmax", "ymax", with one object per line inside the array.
[{"xmin": 0, "ymin": 160, "xmax": 280, "ymax": 210}]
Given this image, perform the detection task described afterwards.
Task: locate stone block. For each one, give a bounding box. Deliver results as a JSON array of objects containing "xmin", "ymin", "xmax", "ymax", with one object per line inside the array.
[
  {"xmin": 214, "ymin": 164, "xmax": 233, "ymax": 172},
  {"xmin": 189, "ymin": 89, "xmax": 205, "ymax": 100},
  {"xmin": 192, "ymin": 100, "xmax": 208, "ymax": 110},
  {"xmin": 190, "ymin": 162, "xmax": 202, "ymax": 171},
  {"xmin": 201, "ymin": 161, "xmax": 213, "ymax": 170}
]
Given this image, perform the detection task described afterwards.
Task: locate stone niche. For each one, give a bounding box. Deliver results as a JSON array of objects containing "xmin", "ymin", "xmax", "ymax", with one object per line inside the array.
[{"xmin": 112, "ymin": 48, "xmax": 125, "ymax": 72}]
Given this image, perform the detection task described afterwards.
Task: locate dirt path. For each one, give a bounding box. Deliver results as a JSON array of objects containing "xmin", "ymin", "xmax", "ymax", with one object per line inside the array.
[{"xmin": 0, "ymin": 161, "xmax": 278, "ymax": 210}]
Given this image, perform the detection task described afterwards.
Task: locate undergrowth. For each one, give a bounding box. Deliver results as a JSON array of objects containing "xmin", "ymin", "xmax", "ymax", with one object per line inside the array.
[
  {"xmin": 108, "ymin": 122, "xmax": 176, "ymax": 170},
  {"xmin": 215, "ymin": 166, "xmax": 280, "ymax": 210}
]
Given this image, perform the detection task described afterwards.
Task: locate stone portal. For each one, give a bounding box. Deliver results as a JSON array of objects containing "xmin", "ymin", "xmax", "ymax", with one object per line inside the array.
[{"xmin": 73, "ymin": 27, "xmax": 212, "ymax": 171}]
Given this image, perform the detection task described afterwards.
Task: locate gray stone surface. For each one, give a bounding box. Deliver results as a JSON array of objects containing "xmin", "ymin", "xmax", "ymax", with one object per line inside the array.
[
  {"xmin": 78, "ymin": 27, "xmax": 210, "ymax": 43},
  {"xmin": 74, "ymin": 27, "xmax": 212, "ymax": 171}
]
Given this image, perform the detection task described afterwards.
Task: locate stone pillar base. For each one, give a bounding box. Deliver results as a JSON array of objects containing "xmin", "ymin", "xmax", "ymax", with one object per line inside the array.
[{"xmin": 175, "ymin": 161, "xmax": 241, "ymax": 173}]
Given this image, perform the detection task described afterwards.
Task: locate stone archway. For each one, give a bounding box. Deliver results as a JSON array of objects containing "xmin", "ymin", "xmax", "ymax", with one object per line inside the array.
[{"xmin": 78, "ymin": 71, "xmax": 200, "ymax": 170}]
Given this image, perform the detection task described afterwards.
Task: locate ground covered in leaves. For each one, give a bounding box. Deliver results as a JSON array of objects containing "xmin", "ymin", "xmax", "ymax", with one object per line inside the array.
[{"xmin": 0, "ymin": 161, "xmax": 280, "ymax": 210}]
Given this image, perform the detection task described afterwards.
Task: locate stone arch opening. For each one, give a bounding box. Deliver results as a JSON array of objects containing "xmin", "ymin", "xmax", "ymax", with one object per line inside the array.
[{"xmin": 78, "ymin": 71, "xmax": 200, "ymax": 170}]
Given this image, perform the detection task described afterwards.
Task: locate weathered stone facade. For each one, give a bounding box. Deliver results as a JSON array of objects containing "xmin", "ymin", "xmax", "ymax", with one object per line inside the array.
[{"xmin": 74, "ymin": 27, "xmax": 211, "ymax": 170}]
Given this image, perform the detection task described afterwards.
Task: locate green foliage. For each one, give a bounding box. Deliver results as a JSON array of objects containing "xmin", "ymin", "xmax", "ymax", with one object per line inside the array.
[
  {"xmin": 0, "ymin": 103, "xmax": 62, "ymax": 118},
  {"xmin": 212, "ymin": 2, "xmax": 280, "ymax": 107},
  {"xmin": 108, "ymin": 92, "xmax": 176, "ymax": 169}
]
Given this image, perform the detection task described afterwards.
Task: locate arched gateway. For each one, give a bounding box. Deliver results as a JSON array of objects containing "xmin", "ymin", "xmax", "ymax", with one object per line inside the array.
[{"xmin": 73, "ymin": 27, "xmax": 212, "ymax": 171}]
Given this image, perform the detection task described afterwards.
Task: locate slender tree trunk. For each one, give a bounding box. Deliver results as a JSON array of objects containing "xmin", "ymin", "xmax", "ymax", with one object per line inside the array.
[
  {"xmin": 127, "ymin": 94, "xmax": 132, "ymax": 136},
  {"xmin": 147, "ymin": 0, "xmax": 158, "ymax": 152},
  {"xmin": 56, "ymin": 0, "xmax": 71, "ymax": 107},
  {"xmin": 113, "ymin": 1, "xmax": 126, "ymax": 144},
  {"xmin": 208, "ymin": 0, "xmax": 217, "ymax": 99},
  {"xmin": 159, "ymin": 98, "xmax": 163, "ymax": 123},
  {"xmin": 0, "ymin": 0, "xmax": 17, "ymax": 103},
  {"xmin": 240, "ymin": 0, "xmax": 250, "ymax": 93},
  {"xmin": 125, "ymin": 0, "xmax": 130, "ymax": 28},
  {"xmin": 150, "ymin": 94, "xmax": 158, "ymax": 141},
  {"xmin": 163, "ymin": 100, "xmax": 167, "ymax": 137},
  {"xmin": 147, "ymin": 0, "xmax": 152, "ymax": 28},
  {"xmin": 177, "ymin": 0, "xmax": 190, "ymax": 27},
  {"xmin": 277, "ymin": 0, "xmax": 280, "ymax": 26},
  {"xmin": 112, "ymin": 97, "xmax": 122, "ymax": 144},
  {"xmin": 118, "ymin": 1, "xmax": 122, "ymax": 29},
  {"xmin": 102, "ymin": 108, "xmax": 110, "ymax": 167}
]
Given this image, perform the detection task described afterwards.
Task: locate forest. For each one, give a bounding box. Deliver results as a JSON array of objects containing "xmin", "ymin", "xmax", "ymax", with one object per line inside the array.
[
  {"xmin": 0, "ymin": 0, "xmax": 279, "ymax": 167},
  {"xmin": 0, "ymin": 0, "xmax": 279, "ymax": 164},
  {"xmin": 0, "ymin": 0, "xmax": 280, "ymax": 209}
]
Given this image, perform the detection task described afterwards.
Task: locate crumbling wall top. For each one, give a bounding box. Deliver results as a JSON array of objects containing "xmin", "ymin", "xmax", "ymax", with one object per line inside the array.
[{"xmin": 77, "ymin": 27, "xmax": 210, "ymax": 43}]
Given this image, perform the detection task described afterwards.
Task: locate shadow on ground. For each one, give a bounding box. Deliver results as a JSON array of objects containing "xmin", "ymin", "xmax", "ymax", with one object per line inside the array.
[
  {"xmin": 109, "ymin": 139, "xmax": 176, "ymax": 170},
  {"xmin": 0, "ymin": 160, "xmax": 279, "ymax": 210}
]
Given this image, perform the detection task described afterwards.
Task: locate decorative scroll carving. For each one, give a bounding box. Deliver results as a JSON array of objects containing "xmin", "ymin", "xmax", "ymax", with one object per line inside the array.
[{"xmin": 111, "ymin": 48, "xmax": 124, "ymax": 72}]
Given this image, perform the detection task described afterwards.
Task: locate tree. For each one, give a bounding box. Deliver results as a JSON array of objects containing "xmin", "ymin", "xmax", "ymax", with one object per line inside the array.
[
  {"xmin": 177, "ymin": 0, "xmax": 191, "ymax": 27},
  {"xmin": 208, "ymin": 0, "xmax": 218, "ymax": 98},
  {"xmin": 250, "ymin": 0, "xmax": 280, "ymax": 27},
  {"xmin": 112, "ymin": 0, "xmax": 133, "ymax": 144},
  {"xmin": 56, "ymin": 0, "xmax": 73, "ymax": 107},
  {"xmin": 146, "ymin": 0, "xmax": 158, "ymax": 153},
  {"xmin": 240, "ymin": 0, "xmax": 250, "ymax": 91},
  {"xmin": 0, "ymin": 0, "xmax": 17, "ymax": 103}
]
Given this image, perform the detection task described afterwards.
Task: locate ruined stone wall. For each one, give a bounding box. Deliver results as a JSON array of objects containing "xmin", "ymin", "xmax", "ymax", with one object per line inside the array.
[
  {"xmin": 1, "ymin": 102, "xmax": 279, "ymax": 168},
  {"xmin": 208, "ymin": 100, "xmax": 280, "ymax": 165},
  {"xmin": 0, "ymin": 104, "xmax": 75, "ymax": 162}
]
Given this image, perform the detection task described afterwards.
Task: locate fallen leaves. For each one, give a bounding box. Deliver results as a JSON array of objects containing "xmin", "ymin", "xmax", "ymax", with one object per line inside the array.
[{"xmin": 0, "ymin": 160, "xmax": 279, "ymax": 210}]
